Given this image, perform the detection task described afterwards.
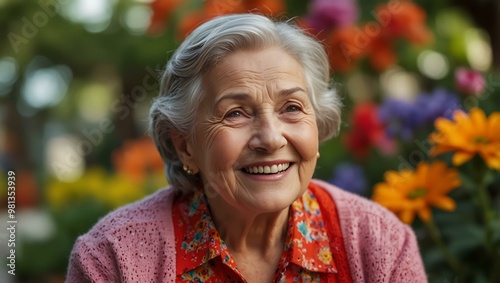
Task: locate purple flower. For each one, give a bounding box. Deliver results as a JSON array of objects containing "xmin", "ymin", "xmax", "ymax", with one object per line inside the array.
[
  {"xmin": 307, "ymin": 0, "xmax": 358, "ymax": 33},
  {"xmin": 379, "ymin": 88, "xmax": 461, "ymax": 140},
  {"xmin": 415, "ymin": 88, "xmax": 460, "ymax": 125},
  {"xmin": 329, "ymin": 163, "xmax": 367, "ymax": 195},
  {"xmin": 455, "ymin": 68, "xmax": 486, "ymax": 96},
  {"xmin": 378, "ymin": 99, "xmax": 420, "ymax": 141}
]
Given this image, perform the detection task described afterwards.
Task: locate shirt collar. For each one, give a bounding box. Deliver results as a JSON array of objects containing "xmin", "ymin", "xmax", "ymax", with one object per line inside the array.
[
  {"xmin": 286, "ymin": 188, "xmax": 338, "ymax": 273},
  {"xmin": 175, "ymin": 189, "xmax": 226, "ymax": 275},
  {"xmin": 175, "ymin": 187, "xmax": 337, "ymax": 275}
]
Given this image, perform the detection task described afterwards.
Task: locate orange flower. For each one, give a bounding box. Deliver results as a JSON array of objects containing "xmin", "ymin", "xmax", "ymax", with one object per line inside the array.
[
  {"xmin": 175, "ymin": 0, "xmax": 286, "ymax": 39},
  {"xmin": 320, "ymin": 1, "xmax": 432, "ymax": 72},
  {"xmin": 372, "ymin": 161, "xmax": 461, "ymax": 224},
  {"xmin": 368, "ymin": 36, "xmax": 397, "ymax": 71},
  {"xmin": 177, "ymin": 11, "xmax": 208, "ymax": 39},
  {"xmin": 149, "ymin": 0, "xmax": 184, "ymax": 34},
  {"xmin": 429, "ymin": 108, "xmax": 500, "ymax": 170},
  {"xmin": 377, "ymin": 1, "xmax": 432, "ymax": 44},
  {"xmin": 326, "ymin": 25, "xmax": 367, "ymax": 72},
  {"xmin": 245, "ymin": 0, "xmax": 285, "ymax": 16},
  {"xmin": 112, "ymin": 137, "xmax": 164, "ymax": 182},
  {"xmin": 203, "ymin": 0, "xmax": 285, "ymax": 17},
  {"xmin": 204, "ymin": 0, "xmax": 246, "ymax": 17},
  {"xmin": 364, "ymin": 1, "xmax": 432, "ymax": 71}
]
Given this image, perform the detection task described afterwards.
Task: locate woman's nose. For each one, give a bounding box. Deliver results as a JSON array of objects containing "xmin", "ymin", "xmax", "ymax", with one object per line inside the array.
[{"xmin": 248, "ymin": 115, "xmax": 287, "ymax": 152}]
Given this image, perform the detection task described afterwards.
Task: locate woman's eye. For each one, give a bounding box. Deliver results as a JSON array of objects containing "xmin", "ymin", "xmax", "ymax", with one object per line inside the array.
[
  {"xmin": 285, "ymin": 105, "xmax": 301, "ymax": 112},
  {"xmin": 226, "ymin": 110, "xmax": 243, "ymax": 118}
]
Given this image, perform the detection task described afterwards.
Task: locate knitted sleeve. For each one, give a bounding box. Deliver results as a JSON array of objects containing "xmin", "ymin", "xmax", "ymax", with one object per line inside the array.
[
  {"xmin": 65, "ymin": 187, "xmax": 177, "ymax": 283},
  {"xmin": 389, "ymin": 224, "xmax": 427, "ymax": 283},
  {"xmin": 66, "ymin": 235, "xmax": 120, "ymax": 283}
]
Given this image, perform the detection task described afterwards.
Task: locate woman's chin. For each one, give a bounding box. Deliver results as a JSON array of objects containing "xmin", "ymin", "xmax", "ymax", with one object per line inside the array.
[{"xmin": 241, "ymin": 191, "xmax": 302, "ymax": 214}]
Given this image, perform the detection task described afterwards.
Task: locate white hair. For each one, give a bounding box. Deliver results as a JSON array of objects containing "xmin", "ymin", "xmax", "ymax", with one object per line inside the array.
[{"xmin": 149, "ymin": 14, "xmax": 341, "ymax": 193}]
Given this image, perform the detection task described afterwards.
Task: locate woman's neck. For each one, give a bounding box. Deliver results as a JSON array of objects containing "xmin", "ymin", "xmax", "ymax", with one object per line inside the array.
[{"xmin": 205, "ymin": 193, "xmax": 290, "ymax": 256}]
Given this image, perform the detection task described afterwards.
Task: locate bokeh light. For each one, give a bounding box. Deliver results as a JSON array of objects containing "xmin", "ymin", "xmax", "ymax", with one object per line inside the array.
[
  {"xmin": 0, "ymin": 56, "xmax": 18, "ymax": 96},
  {"xmin": 21, "ymin": 64, "xmax": 72, "ymax": 110},
  {"xmin": 76, "ymin": 82, "xmax": 116, "ymax": 123},
  {"xmin": 346, "ymin": 73, "xmax": 377, "ymax": 103},
  {"xmin": 417, "ymin": 50, "xmax": 450, "ymax": 80},
  {"xmin": 18, "ymin": 210, "xmax": 56, "ymax": 242},
  {"xmin": 46, "ymin": 135, "xmax": 85, "ymax": 182},
  {"xmin": 380, "ymin": 67, "xmax": 420, "ymax": 101},
  {"xmin": 122, "ymin": 5, "xmax": 152, "ymax": 35},
  {"xmin": 62, "ymin": 0, "xmax": 116, "ymax": 32},
  {"xmin": 465, "ymin": 28, "xmax": 493, "ymax": 71}
]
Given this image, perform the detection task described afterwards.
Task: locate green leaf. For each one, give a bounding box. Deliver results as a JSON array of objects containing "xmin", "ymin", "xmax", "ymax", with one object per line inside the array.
[
  {"xmin": 423, "ymin": 248, "xmax": 445, "ymax": 267},
  {"xmin": 442, "ymin": 223, "xmax": 484, "ymax": 255}
]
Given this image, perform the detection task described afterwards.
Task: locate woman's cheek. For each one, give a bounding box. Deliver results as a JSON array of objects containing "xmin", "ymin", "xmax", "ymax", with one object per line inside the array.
[
  {"xmin": 203, "ymin": 127, "xmax": 247, "ymax": 170},
  {"xmin": 287, "ymin": 121, "xmax": 318, "ymax": 160}
]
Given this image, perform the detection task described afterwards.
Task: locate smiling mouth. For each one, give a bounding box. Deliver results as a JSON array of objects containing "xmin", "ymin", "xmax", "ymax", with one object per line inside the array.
[{"xmin": 241, "ymin": 163, "xmax": 291, "ymax": 174}]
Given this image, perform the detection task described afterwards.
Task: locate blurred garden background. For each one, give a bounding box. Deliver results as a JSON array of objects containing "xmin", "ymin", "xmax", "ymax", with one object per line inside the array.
[{"xmin": 0, "ymin": 0, "xmax": 499, "ymax": 282}]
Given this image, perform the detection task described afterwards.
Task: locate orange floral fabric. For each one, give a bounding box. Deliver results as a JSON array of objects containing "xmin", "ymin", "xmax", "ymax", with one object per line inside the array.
[{"xmin": 172, "ymin": 183, "xmax": 352, "ymax": 282}]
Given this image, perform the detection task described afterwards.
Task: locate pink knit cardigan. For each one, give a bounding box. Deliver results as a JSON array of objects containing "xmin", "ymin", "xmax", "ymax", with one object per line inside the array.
[{"xmin": 66, "ymin": 179, "xmax": 427, "ymax": 282}]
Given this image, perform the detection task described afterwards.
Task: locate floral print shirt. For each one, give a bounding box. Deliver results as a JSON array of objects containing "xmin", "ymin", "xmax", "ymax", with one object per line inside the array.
[{"xmin": 172, "ymin": 183, "xmax": 348, "ymax": 282}]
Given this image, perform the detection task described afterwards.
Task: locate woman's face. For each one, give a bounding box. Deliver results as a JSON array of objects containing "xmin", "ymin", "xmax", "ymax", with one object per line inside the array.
[{"xmin": 185, "ymin": 47, "xmax": 319, "ymax": 213}]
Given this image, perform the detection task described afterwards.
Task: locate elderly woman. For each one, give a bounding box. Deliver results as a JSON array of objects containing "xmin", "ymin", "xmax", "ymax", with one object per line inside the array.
[{"xmin": 67, "ymin": 14, "xmax": 426, "ymax": 282}]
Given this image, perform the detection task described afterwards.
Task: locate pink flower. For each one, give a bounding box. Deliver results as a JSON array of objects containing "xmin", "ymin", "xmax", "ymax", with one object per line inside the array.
[
  {"xmin": 307, "ymin": 0, "xmax": 358, "ymax": 33},
  {"xmin": 455, "ymin": 68, "xmax": 486, "ymax": 96}
]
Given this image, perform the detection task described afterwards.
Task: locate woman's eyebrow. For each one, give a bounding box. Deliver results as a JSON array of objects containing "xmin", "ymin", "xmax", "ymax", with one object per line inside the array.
[
  {"xmin": 214, "ymin": 93, "xmax": 250, "ymax": 107},
  {"xmin": 215, "ymin": 87, "xmax": 306, "ymax": 106},
  {"xmin": 279, "ymin": 87, "xmax": 307, "ymax": 97}
]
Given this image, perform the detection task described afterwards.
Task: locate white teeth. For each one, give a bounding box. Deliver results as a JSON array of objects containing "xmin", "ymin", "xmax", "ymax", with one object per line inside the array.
[
  {"xmin": 271, "ymin": 165, "xmax": 278, "ymax": 173},
  {"xmin": 243, "ymin": 163, "xmax": 290, "ymax": 174}
]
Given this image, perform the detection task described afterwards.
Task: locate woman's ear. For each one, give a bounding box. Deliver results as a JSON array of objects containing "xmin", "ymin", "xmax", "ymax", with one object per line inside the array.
[{"xmin": 170, "ymin": 129, "xmax": 199, "ymax": 173}]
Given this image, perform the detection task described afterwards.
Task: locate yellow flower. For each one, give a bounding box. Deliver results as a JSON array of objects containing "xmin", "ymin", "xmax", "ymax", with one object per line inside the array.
[
  {"xmin": 46, "ymin": 181, "xmax": 69, "ymax": 209},
  {"xmin": 318, "ymin": 246, "xmax": 333, "ymax": 264},
  {"xmin": 429, "ymin": 108, "xmax": 500, "ymax": 170},
  {"xmin": 45, "ymin": 167, "xmax": 166, "ymax": 210},
  {"xmin": 106, "ymin": 174, "xmax": 143, "ymax": 209},
  {"xmin": 372, "ymin": 161, "xmax": 461, "ymax": 224}
]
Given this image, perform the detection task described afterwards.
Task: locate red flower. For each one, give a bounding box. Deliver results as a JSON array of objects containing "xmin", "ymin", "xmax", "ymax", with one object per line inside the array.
[{"xmin": 343, "ymin": 103, "xmax": 394, "ymax": 158}]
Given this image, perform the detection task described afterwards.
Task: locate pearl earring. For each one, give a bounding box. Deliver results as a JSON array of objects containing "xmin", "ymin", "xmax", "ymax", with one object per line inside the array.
[{"xmin": 183, "ymin": 164, "xmax": 194, "ymax": 175}]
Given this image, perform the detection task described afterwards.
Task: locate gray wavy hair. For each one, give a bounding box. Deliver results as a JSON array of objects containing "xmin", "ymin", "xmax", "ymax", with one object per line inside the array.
[{"xmin": 149, "ymin": 14, "xmax": 342, "ymax": 193}]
